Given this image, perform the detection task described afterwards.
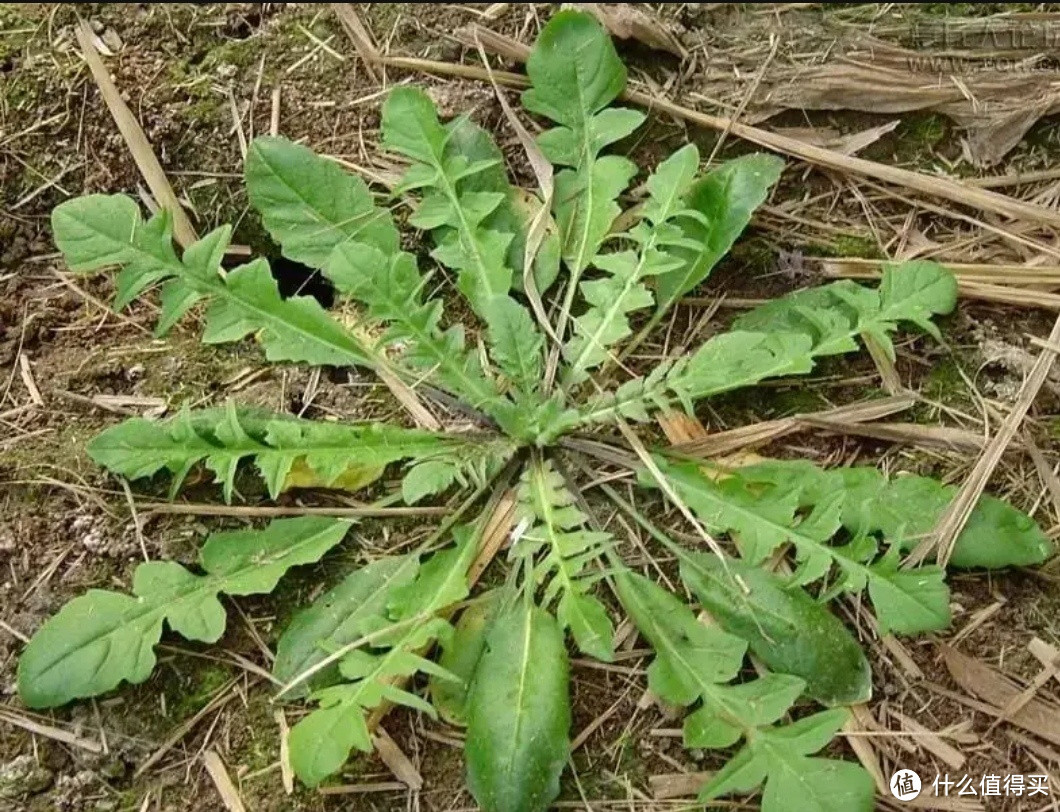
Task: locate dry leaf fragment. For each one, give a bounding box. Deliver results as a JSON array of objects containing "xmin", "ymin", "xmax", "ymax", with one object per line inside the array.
[
  {"xmin": 941, "ymin": 645, "xmax": 1060, "ymax": 747},
  {"xmin": 649, "ymin": 771, "xmax": 713, "ymax": 800},
  {"xmin": 372, "ymin": 727, "xmax": 423, "ymax": 790},
  {"xmin": 201, "ymin": 750, "xmax": 247, "ymax": 812},
  {"xmin": 574, "ymin": 4, "xmax": 687, "ymax": 59}
]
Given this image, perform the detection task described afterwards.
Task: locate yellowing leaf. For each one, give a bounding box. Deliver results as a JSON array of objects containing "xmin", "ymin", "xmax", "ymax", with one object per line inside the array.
[
  {"xmin": 282, "ymin": 457, "xmax": 384, "ymax": 494},
  {"xmin": 88, "ymin": 403, "xmax": 510, "ymax": 502}
]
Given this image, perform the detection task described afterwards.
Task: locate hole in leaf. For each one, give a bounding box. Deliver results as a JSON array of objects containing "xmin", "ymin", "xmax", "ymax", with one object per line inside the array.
[
  {"xmin": 269, "ymin": 256, "xmax": 336, "ymax": 309},
  {"xmin": 217, "ymin": 245, "xmax": 336, "ymax": 308}
]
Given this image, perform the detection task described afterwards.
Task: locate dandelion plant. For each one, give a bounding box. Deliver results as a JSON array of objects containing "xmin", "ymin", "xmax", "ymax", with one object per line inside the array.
[{"xmin": 21, "ymin": 10, "xmax": 1053, "ymax": 812}]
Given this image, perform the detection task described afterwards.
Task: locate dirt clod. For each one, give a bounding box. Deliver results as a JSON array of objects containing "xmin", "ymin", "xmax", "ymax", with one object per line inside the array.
[{"xmin": 0, "ymin": 755, "xmax": 53, "ymax": 801}]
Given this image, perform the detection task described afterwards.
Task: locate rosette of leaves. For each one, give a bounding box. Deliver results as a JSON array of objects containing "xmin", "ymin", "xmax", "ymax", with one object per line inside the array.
[{"xmin": 20, "ymin": 10, "xmax": 1053, "ymax": 812}]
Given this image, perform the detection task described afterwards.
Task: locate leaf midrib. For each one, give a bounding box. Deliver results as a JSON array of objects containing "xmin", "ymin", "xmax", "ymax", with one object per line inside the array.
[
  {"xmin": 358, "ymin": 263, "xmax": 505, "ymax": 409},
  {"xmin": 216, "ymin": 262, "xmax": 371, "ymax": 365},
  {"xmin": 564, "ymin": 45, "xmax": 609, "ymax": 279},
  {"xmin": 564, "ymin": 179, "xmax": 687, "ymax": 379},
  {"xmin": 251, "ymin": 146, "xmax": 390, "ymax": 251},
  {"xmin": 678, "ymin": 555, "xmax": 801, "ymax": 633},
  {"xmin": 501, "ymin": 605, "xmax": 535, "ymax": 790},
  {"xmin": 32, "ymin": 523, "xmax": 348, "ymax": 680},
  {"xmin": 655, "ymin": 170, "xmax": 736, "ymax": 313},
  {"xmin": 277, "ymin": 558, "xmax": 420, "ymax": 683},
  {"xmin": 103, "ymin": 228, "xmax": 373, "ymax": 367},
  {"xmin": 492, "ymin": 307, "xmax": 541, "ymax": 392},
  {"xmin": 757, "ymin": 741, "xmax": 839, "ymax": 812},
  {"xmin": 575, "ymin": 342, "xmax": 812, "ymax": 427},
  {"xmin": 530, "ymin": 464, "xmax": 583, "ymax": 613},
  {"xmin": 623, "ymin": 577, "xmax": 749, "ymax": 732},
  {"xmin": 411, "ymin": 111, "xmax": 508, "ymax": 308},
  {"xmin": 674, "ymin": 477, "xmax": 917, "ymax": 608},
  {"xmin": 319, "ymin": 540, "xmax": 472, "ymax": 713}
]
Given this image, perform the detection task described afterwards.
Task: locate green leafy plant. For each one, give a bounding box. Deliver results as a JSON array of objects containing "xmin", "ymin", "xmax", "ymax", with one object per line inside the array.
[{"xmin": 21, "ymin": 10, "xmax": 1053, "ymax": 812}]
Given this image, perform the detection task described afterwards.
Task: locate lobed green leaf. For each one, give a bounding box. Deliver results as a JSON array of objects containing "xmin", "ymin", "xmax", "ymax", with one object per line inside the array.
[
  {"xmin": 614, "ymin": 571, "xmax": 746, "ymax": 707},
  {"xmin": 514, "ymin": 458, "xmax": 616, "ymax": 660},
  {"xmin": 326, "ymin": 241, "xmax": 511, "ymax": 413},
  {"xmin": 382, "ymin": 86, "xmax": 516, "ymax": 314},
  {"xmin": 571, "ymin": 263, "xmax": 958, "ymax": 431},
  {"xmin": 19, "ymin": 518, "xmax": 350, "ymax": 708},
  {"xmin": 700, "ymin": 709, "xmax": 875, "ymax": 812},
  {"xmin": 561, "ymin": 145, "xmax": 699, "ymax": 382},
  {"xmin": 735, "ymin": 458, "xmax": 1054, "ymax": 569},
  {"xmin": 88, "ymin": 402, "xmax": 505, "ymax": 503},
  {"xmin": 245, "ymin": 135, "xmax": 399, "ymax": 269},
  {"xmin": 273, "ymin": 555, "xmax": 420, "ymax": 697},
  {"xmin": 52, "ymin": 195, "xmax": 375, "ymax": 367},
  {"xmin": 653, "ymin": 154, "xmax": 784, "ymax": 315},
  {"xmin": 734, "ymin": 260, "xmax": 957, "ymax": 360},
  {"xmin": 288, "ymin": 527, "xmax": 479, "ymax": 786},
  {"xmin": 652, "ymin": 458, "xmax": 952, "ymax": 635},
  {"xmin": 678, "ymin": 554, "xmax": 872, "ymax": 706},
  {"xmin": 523, "ymin": 10, "xmax": 644, "ymax": 276},
  {"xmin": 431, "ymin": 590, "xmax": 503, "ymax": 726},
  {"xmin": 436, "ymin": 114, "xmax": 561, "ymax": 295}
]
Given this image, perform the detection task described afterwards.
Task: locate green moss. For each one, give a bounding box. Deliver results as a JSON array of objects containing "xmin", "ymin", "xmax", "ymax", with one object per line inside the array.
[
  {"xmin": 921, "ymin": 357, "xmax": 971, "ymax": 406},
  {"xmin": 134, "ymin": 335, "xmax": 260, "ymax": 400},
  {"xmin": 891, "ymin": 113, "xmax": 950, "ymax": 168},
  {"xmin": 363, "ymin": 4, "xmax": 404, "ymax": 34},
  {"xmin": 200, "ymin": 38, "xmax": 261, "ymax": 72},
  {"xmin": 830, "ymin": 233, "xmax": 883, "ymax": 259},
  {"xmin": 166, "ymin": 662, "xmax": 232, "ymax": 718},
  {"xmin": 184, "ymin": 96, "xmax": 227, "ymax": 126},
  {"xmin": 3, "ymin": 74, "xmax": 42, "ymax": 110},
  {"xmin": 771, "ymin": 385, "xmax": 831, "ymax": 417},
  {"xmin": 237, "ymin": 697, "xmax": 284, "ymax": 772},
  {"xmin": 802, "ymin": 231, "xmax": 882, "ymax": 260},
  {"xmin": 0, "ymin": 7, "xmax": 33, "ymax": 64},
  {"xmin": 729, "ymin": 236, "xmax": 778, "ymax": 275},
  {"xmin": 901, "ymin": 114, "xmax": 946, "ymax": 149},
  {"xmin": 0, "ymin": 419, "xmax": 97, "ymax": 475}
]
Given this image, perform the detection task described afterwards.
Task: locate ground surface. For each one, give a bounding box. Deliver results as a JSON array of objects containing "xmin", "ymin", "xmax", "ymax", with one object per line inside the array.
[{"xmin": 3, "ymin": 3, "xmax": 1060, "ymax": 811}]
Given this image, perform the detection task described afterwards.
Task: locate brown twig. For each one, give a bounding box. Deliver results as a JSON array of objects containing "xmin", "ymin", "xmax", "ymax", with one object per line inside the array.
[
  {"xmin": 137, "ymin": 502, "xmax": 447, "ymax": 518},
  {"xmin": 670, "ymin": 394, "xmax": 915, "ymax": 457},
  {"xmin": 330, "ymin": 4, "xmax": 380, "ymax": 82},
  {"xmin": 202, "ymin": 749, "xmax": 247, "ymax": 812},
  {"xmin": 372, "ymin": 36, "xmax": 1060, "ymax": 230},
  {"xmin": 909, "ymin": 312, "xmax": 1060, "ymax": 567},
  {"xmin": 74, "ymin": 19, "xmax": 197, "ymax": 247}
]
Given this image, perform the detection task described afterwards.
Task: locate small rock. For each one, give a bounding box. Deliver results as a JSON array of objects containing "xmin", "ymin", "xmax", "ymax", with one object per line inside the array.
[
  {"xmin": 100, "ymin": 28, "xmax": 123, "ymax": 53},
  {"xmin": 55, "ymin": 770, "xmax": 96, "ymax": 802},
  {"xmin": 72, "ymin": 514, "xmax": 107, "ymax": 554},
  {"xmin": 0, "ymin": 755, "xmax": 53, "ymax": 800}
]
